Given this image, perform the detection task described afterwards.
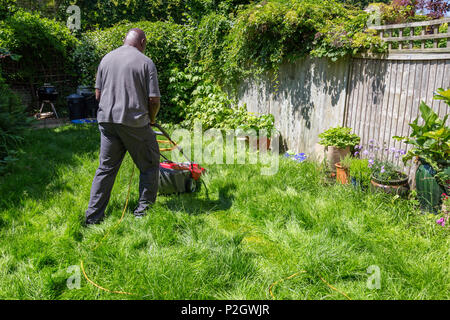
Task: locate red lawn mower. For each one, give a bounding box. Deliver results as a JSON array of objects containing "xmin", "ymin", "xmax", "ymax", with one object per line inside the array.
[{"xmin": 151, "ymin": 123, "xmax": 206, "ymax": 195}]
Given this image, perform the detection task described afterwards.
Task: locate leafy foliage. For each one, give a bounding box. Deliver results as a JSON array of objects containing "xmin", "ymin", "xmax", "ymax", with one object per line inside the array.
[
  {"xmin": 55, "ymin": 0, "xmax": 251, "ymax": 30},
  {"xmin": 370, "ymin": 158, "xmax": 406, "ymax": 182},
  {"xmin": 0, "ymin": 72, "xmax": 32, "ymax": 173},
  {"xmin": 349, "ymin": 158, "xmax": 372, "ymax": 188},
  {"xmin": 178, "ymin": 67, "xmax": 275, "ymax": 134},
  {"xmin": 394, "ymin": 93, "xmax": 449, "ymax": 176},
  {"xmin": 0, "ymin": 9, "xmax": 79, "ymax": 81},
  {"xmin": 0, "ymin": 0, "xmax": 17, "ymax": 20},
  {"xmin": 318, "ymin": 126, "xmax": 360, "ymax": 148}
]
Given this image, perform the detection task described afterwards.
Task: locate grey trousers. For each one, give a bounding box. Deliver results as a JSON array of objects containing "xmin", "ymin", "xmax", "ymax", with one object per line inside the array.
[{"xmin": 85, "ymin": 123, "xmax": 160, "ymax": 223}]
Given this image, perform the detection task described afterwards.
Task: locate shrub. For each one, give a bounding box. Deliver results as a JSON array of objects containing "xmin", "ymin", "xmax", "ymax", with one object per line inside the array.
[
  {"xmin": 0, "ymin": 9, "xmax": 79, "ymax": 81},
  {"xmin": 0, "ymin": 71, "xmax": 32, "ymax": 172},
  {"xmin": 56, "ymin": 0, "xmax": 252, "ymax": 30},
  {"xmin": 219, "ymin": 0, "xmax": 387, "ymax": 86}
]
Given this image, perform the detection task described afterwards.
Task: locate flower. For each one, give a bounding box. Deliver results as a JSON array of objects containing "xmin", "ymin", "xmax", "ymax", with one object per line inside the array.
[
  {"xmin": 362, "ymin": 150, "xmax": 369, "ymax": 156},
  {"xmin": 436, "ymin": 217, "xmax": 446, "ymax": 227},
  {"xmin": 380, "ymin": 166, "xmax": 385, "ymax": 173},
  {"xmin": 390, "ymin": 147, "xmax": 397, "ymax": 153}
]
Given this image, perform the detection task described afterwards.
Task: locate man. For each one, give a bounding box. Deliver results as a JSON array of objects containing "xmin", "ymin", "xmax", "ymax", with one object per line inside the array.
[{"xmin": 85, "ymin": 28, "xmax": 161, "ymax": 225}]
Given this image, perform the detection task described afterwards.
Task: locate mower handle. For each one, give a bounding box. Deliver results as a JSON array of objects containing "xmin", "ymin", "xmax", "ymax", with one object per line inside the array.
[{"xmin": 151, "ymin": 123, "xmax": 192, "ymax": 164}]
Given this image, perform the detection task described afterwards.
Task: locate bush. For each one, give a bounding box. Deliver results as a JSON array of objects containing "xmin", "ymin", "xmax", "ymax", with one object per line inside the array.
[
  {"xmin": 0, "ymin": 9, "xmax": 79, "ymax": 81},
  {"xmin": 0, "ymin": 72, "xmax": 32, "ymax": 172},
  {"xmin": 56, "ymin": 0, "xmax": 251, "ymax": 30},
  {"xmin": 217, "ymin": 0, "xmax": 387, "ymax": 86}
]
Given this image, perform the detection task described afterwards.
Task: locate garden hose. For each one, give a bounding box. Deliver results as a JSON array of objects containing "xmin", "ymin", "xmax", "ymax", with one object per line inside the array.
[{"xmin": 80, "ymin": 165, "xmax": 136, "ymax": 296}]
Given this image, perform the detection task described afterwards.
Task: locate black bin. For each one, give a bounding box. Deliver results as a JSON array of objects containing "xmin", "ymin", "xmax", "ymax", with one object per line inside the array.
[
  {"xmin": 67, "ymin": 93, "xmax": 86, "ymax": 120},
  {"xmin": 77, "ymin": 86, "xmax": 98, "ymax": 118}
]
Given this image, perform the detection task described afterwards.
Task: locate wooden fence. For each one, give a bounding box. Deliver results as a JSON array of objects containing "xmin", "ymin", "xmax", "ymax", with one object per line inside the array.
[
  {"xmin": 238, "ymin": 17, "xmax": 450, "ymax": 177},
  {"xmin": 345, "ymin": 18, "xmax": 450, "ymax": 176}
]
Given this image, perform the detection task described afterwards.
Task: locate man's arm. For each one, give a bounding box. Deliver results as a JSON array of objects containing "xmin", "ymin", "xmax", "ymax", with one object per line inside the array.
[{"xmin": 149, "ymin": 96, "xmax": 160, "ymax": 124}]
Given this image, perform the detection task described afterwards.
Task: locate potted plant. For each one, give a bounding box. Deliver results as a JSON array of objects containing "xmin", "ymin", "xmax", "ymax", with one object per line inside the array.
[
  {"xmin": 357, "ymin": 140, "xmax": 409, "ymax": 196},
  {"xmin": 369, "ymin": 159, "xmax": 409, "ymax": 196},
  {"xmin": 239, "ymin": 113, "xmax": 276, "ymax": 151},
  {"xmin": 349, "ymin": 158, "xmax": 371, "ymax": 190},
  {"xmin": 394, "ymin": 89, "xmax": 450, "ymax": 213},
  {"xmin": 335, "ymin": 154, "xmax": 352, "ymax": 184},
  {"xmin": 318, "ymin": 126, "xmax": 360, "ymax": 173}
]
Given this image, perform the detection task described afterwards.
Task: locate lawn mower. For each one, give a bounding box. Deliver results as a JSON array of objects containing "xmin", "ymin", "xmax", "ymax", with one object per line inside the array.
[{"xmin": 151, "ymin": 123, "xmax": 206, "ymax": 195}]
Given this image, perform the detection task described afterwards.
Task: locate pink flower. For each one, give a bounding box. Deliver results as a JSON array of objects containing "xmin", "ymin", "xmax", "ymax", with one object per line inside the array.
[{"xmin": 436, "ymin": 217, "xmax": 445, "ymax": 227}]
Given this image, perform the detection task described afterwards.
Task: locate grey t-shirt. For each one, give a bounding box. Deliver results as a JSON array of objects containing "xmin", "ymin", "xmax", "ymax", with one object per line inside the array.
[{"xmin": 95, "ymin": 45, "xmax": 160, "ymax": 127}]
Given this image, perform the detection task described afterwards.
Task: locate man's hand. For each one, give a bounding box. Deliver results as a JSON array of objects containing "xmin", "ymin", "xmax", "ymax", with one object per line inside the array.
[
  {"xmin": 149, "ymin": 96, "xmax": 160, "ymax": 125},
  {"xmin": 95, "ymin": 89, "xmax": 101, "ymax": 102}
]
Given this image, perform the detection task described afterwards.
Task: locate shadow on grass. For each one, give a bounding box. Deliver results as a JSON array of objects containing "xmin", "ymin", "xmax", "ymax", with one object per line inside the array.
[
  {"xmin": 0, "ymin": 124, "xmax": 100, "ymax": 211},
  {"xmin": 160, "ymin": 183, "xmax": 237, "ymax": 215}
]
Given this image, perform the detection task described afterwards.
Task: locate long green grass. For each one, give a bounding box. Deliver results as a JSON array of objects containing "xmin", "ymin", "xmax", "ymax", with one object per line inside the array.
[{"xmin": 0, "ymin": 125, "xmax": 448, "ymax": 300}]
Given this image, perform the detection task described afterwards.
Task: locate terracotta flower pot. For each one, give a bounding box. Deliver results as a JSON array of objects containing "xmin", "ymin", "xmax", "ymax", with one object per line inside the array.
[
  {"xmin": 326, "ymin": 146, "xmax": 350, "ymax": 173},
  {"xmin": 335, "ymin": 163, "xmax": 349, "ymax": 184},
  {"xmin": 370, "ymin": 172, "xmax": 409, "ymax": 197},
  {"xmin": 247, "ymin": 136, "xmax": 271, "ymax": 152}
]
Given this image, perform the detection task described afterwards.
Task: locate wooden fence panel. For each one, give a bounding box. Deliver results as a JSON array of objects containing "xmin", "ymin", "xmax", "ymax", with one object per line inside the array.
[{"xmin": 344, "ymin": 58, "xmax": 449, "ymax": 176}]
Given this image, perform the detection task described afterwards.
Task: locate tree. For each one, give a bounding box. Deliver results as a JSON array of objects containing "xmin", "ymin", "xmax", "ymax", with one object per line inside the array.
[{"xmin": 416, "ymin": 0, "xmax": 450, "ymax": 18}]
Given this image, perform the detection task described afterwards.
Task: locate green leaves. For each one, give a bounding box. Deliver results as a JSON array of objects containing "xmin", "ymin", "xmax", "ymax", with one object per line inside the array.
[
  {"xmin": 318, "ymin": 126, "xmax": 360, "ymax": 149},
  {"xmin": 434, "ymin": 88, "xmax": 450, "ymax": 107},
  {"xmin": 394, "ymin": 94, "xmax": 449, "ymax": 174}
]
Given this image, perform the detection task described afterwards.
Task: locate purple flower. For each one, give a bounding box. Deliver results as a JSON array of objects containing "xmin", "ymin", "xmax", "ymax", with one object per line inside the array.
[
  {"xmin": 354, "ymin": 151, "xmax": 359, "ymax": 156},
  {"xmin": 368, "ymin": 159, "xmax": 375, "ymax": 168},
  {"xmin": 390, "ymin": 147, "xmax": 396, "ymax": 153},
  {"xmin": 380, "ymin": 166, "xmax": 385, "ymax": 173},
  {"xmin": 362, "ymin": 150, "xmax": 369, "ymax": 156},
  {"xmin": 399, "ymin": 149, "xmax": 406, "ymax": 155}
]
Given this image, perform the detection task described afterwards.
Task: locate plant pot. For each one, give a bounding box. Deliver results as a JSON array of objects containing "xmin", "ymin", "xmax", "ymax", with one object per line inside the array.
[
  {"xmin": 326, "ymin": 146, "xmax": 350, "ymax": 173},
  {"xmin": 247, "ymin": 136, "xmax": 271, "ymax": 152},
  {"xmin": 335, "ymin": 163, "xmax": 349, "ymax": 184},
  {"xmin": 370, "ymin": 172, "xmax": 409, "ymax": 197},
  {"xmin": 415, "ymin": 159, "xmax": 450, "ymax": 214}
]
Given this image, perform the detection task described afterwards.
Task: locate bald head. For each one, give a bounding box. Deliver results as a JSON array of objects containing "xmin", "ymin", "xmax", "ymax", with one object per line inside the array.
[{"xmin": 124, "ymin": 28, "xmax": 147, "ymax": 53}]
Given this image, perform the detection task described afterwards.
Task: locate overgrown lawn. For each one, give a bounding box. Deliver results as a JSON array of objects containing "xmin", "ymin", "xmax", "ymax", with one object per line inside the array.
[{"xmin": 0, "ymin": 125, "xmax": 448, "ymax": 300}]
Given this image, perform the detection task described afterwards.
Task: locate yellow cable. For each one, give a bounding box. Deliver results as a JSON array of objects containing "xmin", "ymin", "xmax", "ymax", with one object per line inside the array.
[
  {"xmin": 81, "ymin": 165, "xmax": 136, "ymax": 296},
  {"xmin": 269, "ymin": 270, "xmax": 352, "ymax": 300}
]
